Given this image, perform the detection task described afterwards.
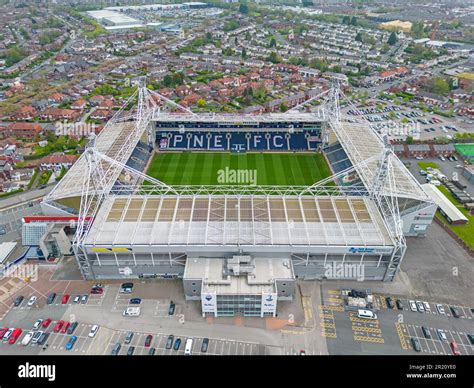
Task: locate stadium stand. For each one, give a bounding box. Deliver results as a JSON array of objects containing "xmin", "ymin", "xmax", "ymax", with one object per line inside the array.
[
  {"xmin": 126, "ymin": 141, "xmax": 152, "ymax": 172},
  {"xmin": 324, "ymin": 142, "xmax": 363, "ymax": 190}
]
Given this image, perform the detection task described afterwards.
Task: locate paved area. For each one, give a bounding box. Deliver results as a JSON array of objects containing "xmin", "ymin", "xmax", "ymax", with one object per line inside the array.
[{"xmin": 0, "ymin": 200, "xmax": 42, "ymax": 244}]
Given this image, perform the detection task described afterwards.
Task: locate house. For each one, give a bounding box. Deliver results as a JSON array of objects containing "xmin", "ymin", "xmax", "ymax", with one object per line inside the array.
[
  {"xmin": 97, "ymin": 99, "xmax": 114, "ymax": 110},
  {"xmin": 0, "ymin": 160, "xmax": 13, "ymax": 180},
  {"xmin": 1, "ymin": 123, "xmax": 42, "ymax": 139},
  {"xmin": 40, "ymin": 154, "xmax": 77, "ymax": 171},
  {"xmin": 90, "ymin": 109, "xmax": 112, "ymax": 121},
  {"xmin": 40, "ymin": 108, "xmax": 80, "ymax": 121},
  {"xmin": 89, "ymin": 95, "xmax": 106, "ymax": 106},
  {"xmin": 175, "ymin": 85, "xmax": 191, "ymax": 97},
  {"xmin": 417, "ymin": 92, "xmax": 447, "ymax": 106},
  {"xmin": 12, "ymin": 106, "xmax": 38, "ymax": 121},
  {"xmin": 48, "ymin": 93, "xmax": 68, "ymax": 106},
  {"xmin": 71, "ymin": 99, "xmax": 87, "ymax": 110}
]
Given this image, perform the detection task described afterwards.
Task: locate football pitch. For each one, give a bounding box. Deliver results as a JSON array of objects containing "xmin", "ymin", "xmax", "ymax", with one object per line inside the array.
[{"xmin": 146, "ymin": 152, "xmax": 332, "ymax": 186}]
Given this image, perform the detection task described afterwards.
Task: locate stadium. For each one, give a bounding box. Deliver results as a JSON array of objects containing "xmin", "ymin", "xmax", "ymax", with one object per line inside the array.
[{"xmin": 40, "ymin": 81, "xmax": 437, "ymax": 317}]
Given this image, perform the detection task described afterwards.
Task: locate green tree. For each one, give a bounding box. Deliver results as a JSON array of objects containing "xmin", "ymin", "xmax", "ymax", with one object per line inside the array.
[
  {"xmin": 350, "ymin": 16, "xmax": 357, "ymax": 26},
  {"xmin": 241, "ymin": 48, "xmax": 247, "ymax": 59},
  {"xmin": 239, "ymin": 3, "xmax": 249, "ymax": 14},
  {"xmin": 197, "ymin": 99, "xmax": 206, "ymax": 107},
  {"xmin": 388, "ymin": 31, "xmax": 398, "ymax": 46},
  {"xmin": 280, "ymin": 103, "xmax": 288, "ymax": 112},
  {"xmin": 355, "ymin": 32, "xmax": 363, "ymax": 42},
  {"xmin": 406, "ymin": 135, "xmax": 414, "ymax": 144},
  {"xmin": 269, "ymin": 37, "xmax": 276, "ymax": 48},
  {"xmin": 267, "ymin": 52, "xmax": 281, "ymax": 64}
]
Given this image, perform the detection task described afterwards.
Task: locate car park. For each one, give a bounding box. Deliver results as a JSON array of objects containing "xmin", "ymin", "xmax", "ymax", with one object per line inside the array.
[
  {"xmin": 166, "ymin": 335, "xmax": 174, "ymax": 349},
  {"xmin": 450, "ymin": 306, "xmax": 461, "ymax": 318},
  {"xmin": 111, "ymin": 343, "xmax": 121, "ymax": 355},
  {"xmin": 411, "ymin": 337, "xmax": 421, "ymax": 352},
  {"xmin": 14, "ymin": 295, "xmax": 24, "ymax": 307},
  {"xmin": 61, "ymin": 294, "xmax": 70, "ymax": 304},
  {"xmin": 422, "ymin": 326, "xmax": 431, "ymax": 339},
  {"xmin": 88, "ymin": 325, "xmax": 99, "ymax": 338},
  {"xmin": 65, "ymin": 336, "xmax": 77, "ymax": 350},
  {"xmin": 415, "ymin": 301, "xmax": 425, "ymax": 313},
  {"xmin": 436, "ymin": 304, "xmax": 446, "ymax": 315},
  {"xmin": 124, "ymin": 332, "xmax": 134, "ymax": 345},
  {"xmin": 437, "ymin": 329, "xmax": 448, "ymax": 342},
  {"xmin": 31, "ymin": 331, "xmax": 43, "ymax": 344},
  {"xmin": 173, "ymin": 338, "xmax": 181, "ymax": 350},
  {"xmin": 145, "ymin": 335, "xmax": 153, "ymax": 347},
  {"xmin": 32, "ymin": 319, "xmax": 43, "ymax": 330},
  {"xmin": 61, "ymin": 322, "xmax": 70, "ymax": 334},
  {"xmin": 127, "ymin": 346, "xmax": 135, "ymax": 355},
  {"xmin": 42, "ymin": 318, "xmax": 52, "ymax": 328},
  {"xmin": 396, "ymin": 299, "xmax": 403, "ymax": 310},
  {"xmin": 201, "ymin": 338, "xmax": 209, "ymax": 353},
  {"xmin": 53, "ymin": 320, "xmax": 64, "ymax": 333},
  {"xmin": 450, "ymin": 341, "xmax": 461, "ymax": 356},
  {"xmin": 67, "ymin": 322, "xmax": 78, "ymax": 335},
  {"xmin": 27, "ymin": 295, "xmax": 37, "ymax": 307},
  {"xmin": 21, "ymin": 331, "xmax": 34, "ymax": 346},
  {"xmin": 47, "ymin": 293, "xmax": 56, "ymax": 304},
  {"xmin": 409, "ymin": 300, "xmax": 417, "ymax": 312}
]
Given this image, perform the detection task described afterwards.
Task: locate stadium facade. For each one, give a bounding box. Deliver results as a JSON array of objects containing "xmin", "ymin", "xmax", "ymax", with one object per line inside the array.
[{"xmin": 41, "ymin": 82, "xmax": 437, "ymax": 317}]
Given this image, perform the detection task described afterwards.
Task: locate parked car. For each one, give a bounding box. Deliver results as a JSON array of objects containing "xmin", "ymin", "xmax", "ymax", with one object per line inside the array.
[
  {"xmin": 423, "ymin": 302, "xmax": 431, "ymax": 313},
  {"xmin": 2, "ymin": 328, "xmax": 13, "ymax": 341},
  {"xmin": 437, "ymin": 329, "xmax": 448, "ymax": 342},
  {"xmin": 81, "ymin": 295, "xmax": 88, "ymax": 303},
  {"xmin": 173, "ymin": 338, "xmax": 182, "ymax": 350},
  {"xmin": 201, "ymin": 338, "xmax": 209, "ymax": 353},
  {"xmin": 144, "ymin": 335, "xmax": 153, "ymax": 348},
  {"xmin": 73, "ymin": 295, "xmax": 80, "ymax": 303},
  {"xmin": 47, "ymin": 293, "xmax": 56, "ymax": 305},
  {"xmin": 120, "ymin": 283, "xmax": 133, "ymax": 294},
  {"xmin": 37, "ymin": 332, "xmax": 49, "ymax": 346},
  {"xmin": 422, "ymin": 326, "xmax": 431, "ymax": 339},
  {"xmin": 450, "ymin": 341, "xmax": 461, "ymax": 356},
  {"xmin": 67, "ymin": 322, "xmax": 78, "ymax": 335},
  {"xmin": 396, "ymin": 299, "xmax": 403, "ymax": 310},
  {"xmin": 27, "ymin": 295, "xmax": 37, "ymax": 307},
  {"xmin": 411, "ymin": 337, "xmax": 421, "ymax": 352},
  {"xmin": 385, "ymin": 297, "xmax": 394, "ymax": 309},
  {"xmin": 409, "ymin": 300, "xmax": 417, "ymax": 312},
  {"xmin": 9, "ymin": 328, "xmax": 23, "ymax": 344},
  {"xmin": 148, "ymin": 347, "xmax": 156, "ymax": 355},
  {"xmin": 88, "ymin": 325, "xmax": 99, "ymax": 338},
  {"xmin": 467, "ymin": 334, "xmax": 474, "ymax": 345},
  {"xmin": 90, "ymin": 288, "xmax": 103, "ymax": 295},
  {"xmin": 130, "ymin": 298, "xmax": 141, "ymax": 305},
  {"xmin": 436, "ymin": 304, "xmax": 445, "ymax": 315},
  {"xmin": 124, "ymin": 332, "xmax": 134, "ymax": 345},
  {"xmin": 111, "ymin": 343, "xmax": 121, "ymax": 355},
  {"xmin": 13, "ymin": 295, "xmax": 24, "ymax": 307},
  {"xmin": 53, "ymin": 320, "xmax": 64, "ymax": 333},
  {"xmin": 61, "ymin": 322, "xmax": 70, "ymax": 334},
  {"xmin": 127, "ymin": 346, "xmax": 135, "ymax": 356},
  {"xmin": 61, "ymin": 294, "xmax": 70, "ymax": 304},
  {"xmin": 0, "ymin": 327, "xmax": 8, "ymax": 339},
  {"xmin": 31, "ymin": 331, "xmax": 43, "ymax": 344},
  {"xmin": 32, "ymin": 319, "xmax": 43, "ymax": 330},
  {"xmin": 166, "ymin": 335, "xmax": 174, "ymax": 349},
  {"xmin": 415, "ymin": 301, "xmax": 425, "ymax": 313},
  {"xmin": 65, "ymin": 336, "xmax": 77, "ymax": 350},
  {"xmin": 21, "ymin": 331, "xmax": 34, "ymax": 346},
  {"xmin": 450, "ymin": 306, "xmax": 461, "ymax": 318},
  {"xmin": 42, "ymin": 318, "xmax": 52, "ymax": 328},
  {"xmin": 168, "ymin": 301, "xmax": 176, "ymax": 316}
]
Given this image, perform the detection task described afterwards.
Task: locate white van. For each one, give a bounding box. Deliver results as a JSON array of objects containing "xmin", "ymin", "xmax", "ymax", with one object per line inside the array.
[
  {"xmin": 357, "ymin": 309, "xmax": 377, "ymax": 320},
  {"xmin": 184, "ymin": 338, "xmax": 193, "ymax": 355},
  {"xmin": 123, "ymin": 307, "xmax": 141, "ymax": 317},
  {"xmin": 21, "ymin": 331, "xmax": 34, "ymax": 346}
]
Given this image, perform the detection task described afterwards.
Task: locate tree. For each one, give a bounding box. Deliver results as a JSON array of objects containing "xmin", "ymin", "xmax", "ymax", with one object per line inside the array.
[
  {"xmin": 197, "ymin": 99, "xmax": 206, "ymax": 107},
  {"xmin": 428, "ymin": 77, "xmax": 450, "ymax": 95},
  {"xmin": 280, "ymin": 103, "xmax": 288, "ymax": 112},
  {"xmin": 355, "ymin": 32, "xmax": 363, "ymax": 42},
  {"xmin": 267, "ymin": 52, "xmax": 281, "ymax": 64},
  {"xmin": 350, "ymin": 16, "xmax": 357, "ymax": 26},
  {"xmin": 239, "ymin": 3, "xmax": 248, "ymax": 14},
  {"xmin": 269, "ymin": 37, "xmax": 276, "ymax": 48},
  {"xmin": 388, "ymin": 31, "xmax": 398, "ymax": 46},
  {"xmin": 406, "ymin": 135, "xmax": 414, "ymax": 144},
  {"xmin": 163, "ymin": 74, "xmax": 173, "ymax": 88},
  {"xmin": 241, "ymin": 48, "xmax": 247, "ymax": 59},
  {"xmin": 342, "ymin": 16, "xmax": 350, "ymax": 25}
]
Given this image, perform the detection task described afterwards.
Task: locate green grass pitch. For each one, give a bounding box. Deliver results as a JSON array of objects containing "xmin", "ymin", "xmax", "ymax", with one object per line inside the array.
[{"xmin": 145, "ymin": 152, "xmax": 332, "ymax": 186}]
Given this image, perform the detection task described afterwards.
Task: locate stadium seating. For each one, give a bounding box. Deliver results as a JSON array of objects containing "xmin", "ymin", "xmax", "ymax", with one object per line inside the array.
[
  {"xmin": 324, "ymin": 142, "xmax": 364, "ymax": 190},
  {"xmin": 126, "ymin": 141, "xmax": 152, "ymax": 172},
  {"xmin": 156, "ymin": 130, "xmax": 321, "ymax": 152}
]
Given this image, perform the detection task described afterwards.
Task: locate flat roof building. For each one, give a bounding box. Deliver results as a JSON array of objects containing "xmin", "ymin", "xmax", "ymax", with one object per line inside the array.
[{"xmin": 422, "ymin": 183, "xmax": 468, "ymax": 225}]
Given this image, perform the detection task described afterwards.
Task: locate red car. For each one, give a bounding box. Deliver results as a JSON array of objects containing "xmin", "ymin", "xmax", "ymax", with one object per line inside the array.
[
  {"xmin": 42, "ymin": 318, "xmax": 52, "ymax": 328},
  {"xmin": 61, "ymin": 322, "xmax": 70, "ymax": 334},
  {"xmin": 450, "ymin": 341, "xmax": 461, "ymax": 356},
  {"xmin": 53, "ymin": 320, "xmax": 64, "ymax": 333},
  {"xmin": 0, "ymin": 327, "xmax": 8, "ymax": 339},
  {"xmin": 90, "ymin": 288, "xmax": 103, "ymax": 295},
  {"xmin": 61, "ymin": 294, "xmax": 70, "ymax": 304},
  {"xmin": 144, "ymin": 335, "xmax": 153, "ymax": 347},
  {"xmin": 8, "ymin": 328, "xmax": 22, "ymax": 344}
]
